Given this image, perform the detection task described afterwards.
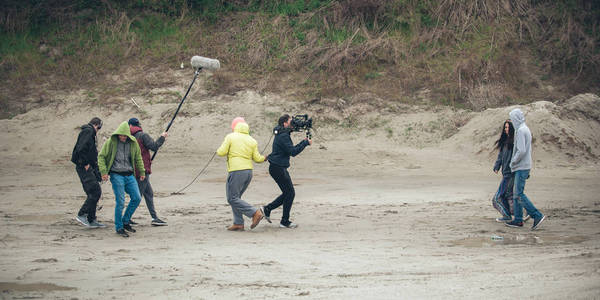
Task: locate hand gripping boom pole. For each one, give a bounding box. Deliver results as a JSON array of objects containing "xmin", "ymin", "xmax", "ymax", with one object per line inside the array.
[{"xmin": 151, "ymin": 56, "xmax": 221, "ymax": 161}]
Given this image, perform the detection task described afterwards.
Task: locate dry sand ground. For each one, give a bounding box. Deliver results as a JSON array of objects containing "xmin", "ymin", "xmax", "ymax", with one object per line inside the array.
[{"xmin": 0, "ymin": 88, "xmax": 599, "ymax": 299}]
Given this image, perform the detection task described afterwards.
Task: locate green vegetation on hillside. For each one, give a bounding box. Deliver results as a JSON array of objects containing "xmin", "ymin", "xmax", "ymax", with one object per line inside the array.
[{"xmin": 1, "ymin": 0, "xmax": 599, "ymax": 116}]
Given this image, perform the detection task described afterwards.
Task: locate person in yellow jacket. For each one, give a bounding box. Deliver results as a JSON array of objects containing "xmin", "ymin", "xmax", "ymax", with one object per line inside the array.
[{"xmin": 217, "ymin": 117, "xmax": 266, "ymax": 231}]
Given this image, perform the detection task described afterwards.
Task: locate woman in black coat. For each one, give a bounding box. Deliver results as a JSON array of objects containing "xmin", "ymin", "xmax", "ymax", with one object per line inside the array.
[{"xmin": 492, "ymin": 119, "xmax": 515, "ymax": 222}]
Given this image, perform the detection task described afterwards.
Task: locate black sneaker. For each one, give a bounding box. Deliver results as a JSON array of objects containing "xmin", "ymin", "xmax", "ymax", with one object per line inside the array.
[
  {"xmin": 129, "ymin": 220, "xmax": 139, "ymax": 225},
  {"xmin": 262, "ymin": 206, "xmax": 272, "ymax": 223},
  {"xmin": 88, "ymin": 220, "xmax": 106, "ymax": 228},
  {"xmin": 531, "ymin": 215, "xmax": 546, "ymax": 230},
  {"xmin": 123, "ymin": 224, "xmax": 136, "ymax": 233},
  {"xmin": 505, "ymin": 220, "xmax": 523, "ymax": 228},
  {"xmin": 151, "ymin": 218, "xmax": 167, "ymax": 226},
  {"xmin": 116, "ymin": 229, "xmax": 129, "ymax": 238}
]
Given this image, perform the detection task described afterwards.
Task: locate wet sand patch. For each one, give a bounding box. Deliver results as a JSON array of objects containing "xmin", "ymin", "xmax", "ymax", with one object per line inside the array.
[
  {"xmin": 448, "ymin": 234, "xmax": 590, "ymax": 248},
  {"xmin": 0, "ymin": 282, "xmax": 75, "ymax": 291}
]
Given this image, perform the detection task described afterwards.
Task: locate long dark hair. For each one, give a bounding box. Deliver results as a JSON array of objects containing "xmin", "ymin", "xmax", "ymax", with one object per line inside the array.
[{"xmin": 495, "ymin": 120, "xmax": 514, "ymax": 150}]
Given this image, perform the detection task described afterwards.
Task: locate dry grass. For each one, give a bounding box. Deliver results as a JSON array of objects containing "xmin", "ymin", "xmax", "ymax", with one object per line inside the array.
[{"xmin": 1, "ymin": 0, "xmax": 598, "ymax": 117}]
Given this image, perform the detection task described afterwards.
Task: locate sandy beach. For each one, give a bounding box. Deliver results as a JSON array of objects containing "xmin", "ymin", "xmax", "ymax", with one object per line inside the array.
[{"xmin": 1, "ymin": 91, "xmax": 599, "ymax": 299}]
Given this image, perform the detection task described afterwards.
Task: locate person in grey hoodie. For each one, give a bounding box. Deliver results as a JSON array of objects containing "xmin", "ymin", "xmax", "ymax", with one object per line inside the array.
[{"xmin": 505, "ymin": 108, "xmax": 546, "ymax": 230}]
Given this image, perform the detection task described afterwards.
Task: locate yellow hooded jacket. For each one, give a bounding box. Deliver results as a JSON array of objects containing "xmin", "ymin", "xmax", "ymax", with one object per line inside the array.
[{"xmin": 217, "ymin": 122, "xmax": 265, "ymax": 172}]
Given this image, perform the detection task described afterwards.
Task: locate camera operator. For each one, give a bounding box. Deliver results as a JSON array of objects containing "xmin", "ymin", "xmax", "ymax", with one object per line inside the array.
[{"xmin": 263, "ymin": 114, "xmax": 311, "ymax": 228}]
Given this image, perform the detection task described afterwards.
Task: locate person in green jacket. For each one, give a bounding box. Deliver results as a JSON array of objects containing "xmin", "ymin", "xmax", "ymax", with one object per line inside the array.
[
  {"xmin": 217, "ymin": 117, "xmax": 266, "ymax": 231},
  {"xmin": 98, "ymin": 121, "xmax": 145, "ymax": 237}
]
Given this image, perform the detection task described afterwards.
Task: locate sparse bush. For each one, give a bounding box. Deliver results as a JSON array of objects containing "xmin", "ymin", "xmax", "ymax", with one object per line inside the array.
[{"xmin": 0, "ymin": 0, "xmax": 598, "ymax": 117}]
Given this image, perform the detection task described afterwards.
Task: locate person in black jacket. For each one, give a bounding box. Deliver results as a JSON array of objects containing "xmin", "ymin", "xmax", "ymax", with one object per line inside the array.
[
  {"xmin": 128, "ymin": 118, "xmax": 168, "ymax": 226},
  {"xmin": 263, "ymin": 114, "xmax": 311, "ymax": 228},
  {"xmin": 492, "ymin": 120, "xmax": 514, "ymax": 222},
  {"xmin": 71, "ymin": 117, "xmax": 105, "ymax": 228}
]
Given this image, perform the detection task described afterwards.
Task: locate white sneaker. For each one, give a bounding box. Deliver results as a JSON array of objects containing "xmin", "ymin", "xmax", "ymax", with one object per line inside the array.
[
  {"xmin": 261, "ymin": 207, "xmax": 272, "ymax": 224},
  {"xmin": 495, "ymin": 216, "xmax": 512, "ymax": 223},
  {"xmin": 279, "ymin": 222, "xmax": 298, "ymax": 229},
  {"xmin": 75, "ymin": 215, "xmax": 90, "ymax": 227}
]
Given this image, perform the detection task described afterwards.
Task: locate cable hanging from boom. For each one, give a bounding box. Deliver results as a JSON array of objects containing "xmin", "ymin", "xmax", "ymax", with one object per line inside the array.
[{"xmin": 170, "ymin": 133, "xmax": 274, "ymax": 195}]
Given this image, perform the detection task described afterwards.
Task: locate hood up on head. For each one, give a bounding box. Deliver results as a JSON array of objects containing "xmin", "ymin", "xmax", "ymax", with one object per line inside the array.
[
  {"xmin": 231, "ymin": 117, "xmax": 245, "ymax": 131},
  {"xmin": 234, "ymin": 122, "xmax": 249, "ymax": 134},
  {"xmin": 509, "ymin": 108, "xmax": 525, "ymax": 129},
  {"xmin": 112, "ymin": 121, "xmax": 136, "ymax": 141}
]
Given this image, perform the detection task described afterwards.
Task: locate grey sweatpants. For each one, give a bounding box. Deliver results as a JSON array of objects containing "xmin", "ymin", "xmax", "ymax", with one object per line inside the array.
[
  {"xmin": 226, "ymin": 169, "xmax": 258, "ymax": 225},
  {"xmin": 137, "ymin": 174, "xmax": 158, "ymax": 219}
]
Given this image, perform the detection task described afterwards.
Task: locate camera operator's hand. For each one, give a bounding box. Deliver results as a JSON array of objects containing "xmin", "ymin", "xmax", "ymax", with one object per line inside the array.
[
  {"xmin": 306, "ymin": 138, "xmax": 312, "ymax": 145},
  {"xmin": 161, "ymin": 132, "xmax": 168, "ymax": 138}
]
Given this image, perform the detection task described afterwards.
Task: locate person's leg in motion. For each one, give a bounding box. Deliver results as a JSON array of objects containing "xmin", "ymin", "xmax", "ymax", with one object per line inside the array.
[
  {"xmin": 110, "ymin": 174, "xmax": 126, "ymax": 231},
  {"xmin": 226, "ymin": 170, "xmax": 258, "ymax": 230},
  {"xmin": 492, "ymin": 176, "xmax": 511, "ymax": 221},
  {"xmin": 264, "ymin": 164, "xmax": 286, "ymax": 218},
  {"xmin": 279, "ymin": 168, "xmax": 295, "ymax": 227},
  {"xmin": 122, "ymin": 175, "xmax": 142, "ymax": 228},
  {"xmin": 138, "ymin": 175, "xmax": 158, "ymax": 220}
]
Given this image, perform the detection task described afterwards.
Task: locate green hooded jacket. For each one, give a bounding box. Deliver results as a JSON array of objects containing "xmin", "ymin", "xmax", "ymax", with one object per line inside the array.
[{"xmin": 98, "ymin": 121, "xmax": 145, "ymax": 177}]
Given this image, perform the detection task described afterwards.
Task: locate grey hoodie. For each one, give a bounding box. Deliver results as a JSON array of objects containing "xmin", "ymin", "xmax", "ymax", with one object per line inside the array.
[{"xmin": 509, "ymin": 108, "xmax": 532, "ymax": 171}]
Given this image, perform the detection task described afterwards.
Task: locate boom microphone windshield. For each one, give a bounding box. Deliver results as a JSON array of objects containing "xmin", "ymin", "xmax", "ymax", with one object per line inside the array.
[
  {"xmin": 191, "ymin": 56, "xmax": 220, "ymax": 70},
  {"xmin": 152, "ymin": 56, "xmax": 219, "ymax": 161}
]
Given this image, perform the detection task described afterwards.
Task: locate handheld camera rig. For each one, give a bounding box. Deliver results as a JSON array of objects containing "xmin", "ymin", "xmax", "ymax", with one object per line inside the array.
[{"xmin": 290, "ymin": 114, "xmax": 313, "ymax": 139}]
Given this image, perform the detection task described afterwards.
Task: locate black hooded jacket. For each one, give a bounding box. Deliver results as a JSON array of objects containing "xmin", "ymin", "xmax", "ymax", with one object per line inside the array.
[
  {"xmin": 267, "ymin": 126, "xmax": 309, "ymax": 168},
  {"xmin": 493, "ymin": 143, "xmax": 513, "ymax": 176},
  {"xmin": 71, "ymin": 124, "xmax": 98, "ymax": 167}
]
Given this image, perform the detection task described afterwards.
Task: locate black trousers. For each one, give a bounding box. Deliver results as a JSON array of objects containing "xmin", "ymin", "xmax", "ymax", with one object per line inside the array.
[
  {"xmin": 265, "ymin": 163, "xmax": 295, "ymax": 225},
  {"xmin": 76, "ymin": 165, "xmax": 102, "ymax": 222}
]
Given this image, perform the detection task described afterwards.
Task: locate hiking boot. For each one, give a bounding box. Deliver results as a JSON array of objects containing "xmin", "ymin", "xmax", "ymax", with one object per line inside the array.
[
  {"xmin": 531, "ymin": 215, "xmax": 546, "ymax": 230},
  {"xmin": 88, "ymin": 220, "xmax": 106, "ymax": 228},
  {"xmin": 251, "ymin": 209, "xmax": 264, "ymax": 229},
  {"xmin": 227, "ymin": 224, "xmax": 244, "ymax": 231},
  {"xmin": 151, "ymin": 218, "xmax": 167, "ymax": 226},
  {"xmin": 505, "ymin": 220, "xmax": 523, "ymax": 228},
  {"xmin": 262, "ymin": 206, "xmax": 272, "ymax": 223},
  {"xmin": 128, "ymin": 220, "xmax": 139, "ymax": 226},
  {"xmin": 123, "ymin": 224, "xmax": 136, "ymax": 233},
  {"xmin": 75, "ymin": 214, "xmax": 90, "ymax": 227},
  {"xmin": 279, "ymin": 222, "xmax": 298, "ymax": 229},
  {"xmin": 495, "ymin": 216, "xmax": 512, "ymax": 223},
  {"xmin": 116, "ymin": 229, "xmax": 129, "ymax": 238}
]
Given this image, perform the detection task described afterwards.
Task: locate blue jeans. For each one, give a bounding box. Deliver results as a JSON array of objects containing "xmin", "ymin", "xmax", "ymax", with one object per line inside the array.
[
  {"xmin": 110, "ymin": 173, "xmax": 142, "ymax": 231},
  {"xmin": 513, "ymin": 169, "xmax": 543, "ymax": 222},
  {"xmin": 492, "ymin": 174, "xmax": 514, "ymax": 218}
]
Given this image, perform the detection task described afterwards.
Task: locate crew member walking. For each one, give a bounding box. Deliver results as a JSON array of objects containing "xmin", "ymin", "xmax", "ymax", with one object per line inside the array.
[
  {"xmin": 263, "ymin": 114, "xmax": 311, "ymax": 228},
  {"xmin": 72, "ymin": 117, "xmax": 105, "ymax": 228},
  {"xmin": 217, "ymin": 117, "xmax": 266, "ymax": 231},
  {"xmin": 128, "ymin": 118, "xmax": 168, "ymax": 226}
]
